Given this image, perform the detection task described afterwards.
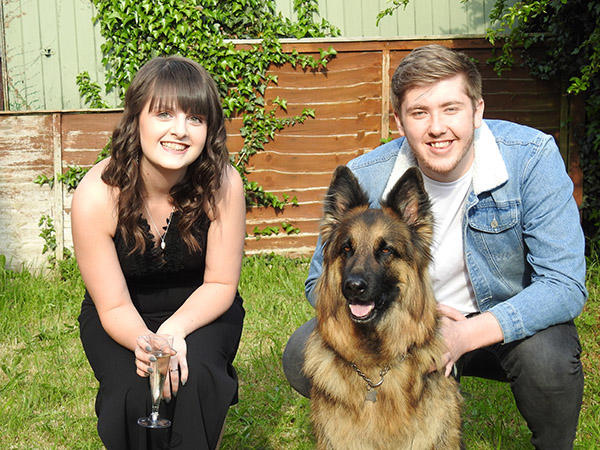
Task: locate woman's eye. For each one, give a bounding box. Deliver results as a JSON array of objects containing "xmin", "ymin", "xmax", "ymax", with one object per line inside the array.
[
  {"xmin": 156, "ymin": 111, "xmax": 172, "ymax": 119},
  {"xmin": 188, "ymin": 115, "xmax": 204, "ymax": 124}
]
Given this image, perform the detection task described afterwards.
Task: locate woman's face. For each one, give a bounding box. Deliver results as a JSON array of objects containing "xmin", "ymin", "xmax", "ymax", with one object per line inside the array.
[{"xmin": 138, "ymin": 99, "xmax": 208, "ymax": 179}]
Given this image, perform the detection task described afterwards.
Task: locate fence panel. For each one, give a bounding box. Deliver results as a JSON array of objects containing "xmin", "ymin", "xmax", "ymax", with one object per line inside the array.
[{"xmin": 0, "ymin": 38, "xmax": 581, "ymax": 269}]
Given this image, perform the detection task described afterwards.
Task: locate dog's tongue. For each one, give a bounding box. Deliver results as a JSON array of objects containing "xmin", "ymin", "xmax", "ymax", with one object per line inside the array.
[{"xmin": 349, "ymin": 303, "xmax": 374, "ymax": 318}]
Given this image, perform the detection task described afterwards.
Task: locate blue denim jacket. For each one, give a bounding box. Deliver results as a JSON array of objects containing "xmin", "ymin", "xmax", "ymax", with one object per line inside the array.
[{"xmin": 305, "ymin": 119, "xmax": 587, "ymax": 343}]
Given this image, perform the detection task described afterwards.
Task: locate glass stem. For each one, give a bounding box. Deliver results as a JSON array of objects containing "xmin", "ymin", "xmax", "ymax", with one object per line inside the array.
[{"xmin": 151, "ymin": 403, "xmax": 159, "ymax": 422}]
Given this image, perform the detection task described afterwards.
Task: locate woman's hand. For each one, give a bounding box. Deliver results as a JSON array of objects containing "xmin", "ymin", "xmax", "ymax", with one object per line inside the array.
[
  {"xmin": 134, "ymin": 334, "xmax": 179, "ymax": 400},
  {"xmin": 155, "ymin": 324, "xmax": 189, "ymax": 401},
  {"xmin": 163, "ymin": 333, "xmax": 188, "ymax": 400}
]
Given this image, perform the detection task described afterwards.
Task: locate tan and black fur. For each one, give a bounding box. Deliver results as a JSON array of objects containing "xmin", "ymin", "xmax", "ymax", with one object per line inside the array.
[{"xmin": 304, "ymin": 166, "xmax": 462, "ymax": 449}]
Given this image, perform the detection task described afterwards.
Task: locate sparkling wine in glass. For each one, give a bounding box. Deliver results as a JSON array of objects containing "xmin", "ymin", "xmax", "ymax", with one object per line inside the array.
[{"xmin": 137, "ymin": 334, "xmax": 174, "ymax": 428}]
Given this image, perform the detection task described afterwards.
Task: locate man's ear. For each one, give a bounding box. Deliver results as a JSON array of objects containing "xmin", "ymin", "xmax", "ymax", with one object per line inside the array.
[
  {"xmin": 393, "ymin": 112, "xmax": 405, "ymax": 137},
  {"xmin": 474, "ymin": 98, "xmax": 484, "ymax": 129}
]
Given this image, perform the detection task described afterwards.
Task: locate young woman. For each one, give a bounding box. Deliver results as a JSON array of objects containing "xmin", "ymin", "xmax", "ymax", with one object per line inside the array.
[{"xmin": 73, "ymin": 56, "xmax": 245, "ymax": 449}]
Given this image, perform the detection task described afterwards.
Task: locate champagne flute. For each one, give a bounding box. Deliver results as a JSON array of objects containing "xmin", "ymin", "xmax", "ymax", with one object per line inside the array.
[{"xmin": 137, "ymin": 334, "xmax": 174, "ymax": 428}]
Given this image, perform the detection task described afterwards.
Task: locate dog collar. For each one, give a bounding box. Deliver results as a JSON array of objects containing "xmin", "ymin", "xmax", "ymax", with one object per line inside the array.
[{"xmin": 350, "ymin": 358, "xmax": 404, "ymax": 403}]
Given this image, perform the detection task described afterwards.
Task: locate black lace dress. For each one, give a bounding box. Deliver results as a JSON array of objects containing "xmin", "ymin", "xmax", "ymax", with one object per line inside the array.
[{"xmin": 78, "ymin": 212, "xmax": 244, "ymax": 450}]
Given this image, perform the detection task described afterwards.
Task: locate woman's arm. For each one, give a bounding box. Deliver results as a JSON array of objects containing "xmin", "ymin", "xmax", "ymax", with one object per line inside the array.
[
  {"xmin": 157, "ymin": 164, "xmax": 246, "ymax": 339},
  {"xmin": 72, "ymin": 159, "xmax": 151, "ymax": 351},
  {"xmin": 155, "ymin": 165, "xmax": 245, "ymax": 390}
]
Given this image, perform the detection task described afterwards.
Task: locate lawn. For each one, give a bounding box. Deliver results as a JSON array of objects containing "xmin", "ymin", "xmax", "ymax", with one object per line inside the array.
[{"xmin": 0, "ymin": 253, "xmax": 598, "ymax": 449}]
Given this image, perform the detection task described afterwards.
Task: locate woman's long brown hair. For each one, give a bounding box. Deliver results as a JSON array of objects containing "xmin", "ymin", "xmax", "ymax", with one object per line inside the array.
[{"xmin": 101, "ymin": 56, "xmax": 229, "ymax": 254}]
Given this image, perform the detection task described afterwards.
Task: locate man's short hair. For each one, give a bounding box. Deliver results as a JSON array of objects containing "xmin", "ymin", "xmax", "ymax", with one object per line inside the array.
[{"xmin": 391, "ymin": 44, "xmax": 482, "ymax": 113}]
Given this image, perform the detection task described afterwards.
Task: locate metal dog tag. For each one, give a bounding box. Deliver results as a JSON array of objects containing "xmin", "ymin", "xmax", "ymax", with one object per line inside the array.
[{"xmin": 365, "ymin": 389, "xmax": 377, "ymax": 402}]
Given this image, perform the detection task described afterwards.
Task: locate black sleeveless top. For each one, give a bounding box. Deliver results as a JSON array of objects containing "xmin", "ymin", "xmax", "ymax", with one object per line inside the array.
[{"xmin": 83, "ymin": 211, "xmax": 211, "ymax": 324}]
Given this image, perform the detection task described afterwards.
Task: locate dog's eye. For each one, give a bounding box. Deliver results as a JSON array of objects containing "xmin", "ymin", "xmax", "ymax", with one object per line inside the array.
[
  {"xmin": 342, "ymin": 242, "xmax": 352, "ymax": 254},
  {"xmin": 378, "ymin": 245, "xmax": 395, "ymax": 257}
]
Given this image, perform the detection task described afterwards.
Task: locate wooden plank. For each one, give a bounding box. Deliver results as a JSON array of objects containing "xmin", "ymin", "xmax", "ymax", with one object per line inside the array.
[
  {"xmin": 39, "ymin": 0, "xmax": 62, "ymax": 109},
  {"xmin": 264, "ymin": 82, "xmax": 381, "ymax": 104},
  {"xmin": 262, "ymin": 133, "xmax": 382, "ymax": 152},
  {"xmin": 431, "ymin": 0, "xmax": 451, "ymax": 35},
  {"xmin": 483, "ymin": 92, "xmax": 560, "ymax": 110},
  {"xmin": 483, "ymin": 79, "xmax": 558, "ymax": 94},
  {"xmin": 0, "ymin": 113, "xmax": 54, "ymax": 269},
  {"xmin": 267, "ymin": 97, "xmax": 382, "ymax": 119},
  {"xmin": 395, "ymin": 0, "xmax": 417, "ymax": 36},
  {"xmin": 247, "ymin": 203, "xmax": 324, "ymax": 221},
  {"xmin": 381, "ymin": 46, "xmax": 390, "ymax": 140},
  {"xmin": 342, "ymin": 0, "xmax": 363, "ymax": 36},
  {"xmin": 414, "ymin": 0, "xmax": 434, "ymax": 36},
  {"xmin": 274, "ymin": 0, "xmax": 293, "ymax": 19},
  {"xmin": 61, "ymin": 112, "xmax": 120, "ymax": 165},
  {"xmin": 246, "ymin": 171, "xmax": 336, "ymax": 191},
  {"xmin": 260, "ymin": 114, "xmax": 381, "ymax": 136},
  {"xmin": 375, "ymin": 0, "xmax": 398, "ymax": 37},
  {"xmin": 449, "ymin": 0, "xmax": 469, "ymax": 35},
  {"xmin": 465, "ymin": 0, "xmax": 489, "ymax": 35},
  {"xmin": 52, "ymin": 113, "xmax": 64, "ymax": 260},
  {"xmin": 360, "ymin": 0, "xmax": 381, "ymax": 37},
  {"xmin": 267, "ymin": 52, "xmax": 382, "ymax": 86},
  {"xmin": 244, "ymin": 233, "xmax": 319, "ymax": 255},
  {"xmin": 249, "ymin": 149, "xmax": 364, "ymax": 171}
]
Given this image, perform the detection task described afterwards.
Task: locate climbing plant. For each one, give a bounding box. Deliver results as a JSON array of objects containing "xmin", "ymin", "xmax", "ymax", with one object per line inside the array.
[{"xmin": 39, "ymin": 0, "xmax": 338, "ymax": 238}]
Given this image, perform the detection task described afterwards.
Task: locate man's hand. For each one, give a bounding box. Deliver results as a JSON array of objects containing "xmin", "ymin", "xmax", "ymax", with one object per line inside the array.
[
  {"xmin": 437, "ymin": 304, "xmax": 505, "ymax": 377},
  {"xmin": 438, "ymin": 304, "xmax": 469, "ymax": 376}
]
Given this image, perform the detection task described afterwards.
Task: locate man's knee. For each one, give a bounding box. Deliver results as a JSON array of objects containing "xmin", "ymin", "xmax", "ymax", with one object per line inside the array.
[
  {"xmin": 282, "ymin": 318, "xmax": 316, "ymax": 398},
  {"xmin": 506, "ymin": 322, "xmax": 583, "ymax": 389}
]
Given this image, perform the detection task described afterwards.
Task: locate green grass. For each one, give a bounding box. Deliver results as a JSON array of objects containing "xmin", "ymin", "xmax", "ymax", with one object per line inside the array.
[{"xmin": 0, "ymin": 253, "xmax": 598, "ymax": 449}]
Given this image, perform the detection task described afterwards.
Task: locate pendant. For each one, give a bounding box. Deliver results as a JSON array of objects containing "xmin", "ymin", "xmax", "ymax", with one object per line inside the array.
[
  {"xmin": 160, "ymin": 240, "xmax": 166, "ymax": 250},
  {"xmin": 365, "ymin": 389, "xmax": 377, "ymax": 402}
]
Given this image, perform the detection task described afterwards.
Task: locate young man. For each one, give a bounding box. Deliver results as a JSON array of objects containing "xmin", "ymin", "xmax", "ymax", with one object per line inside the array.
[{"xmin": 283, "ymin": 45, "xmax": 587, "ymax": 449}]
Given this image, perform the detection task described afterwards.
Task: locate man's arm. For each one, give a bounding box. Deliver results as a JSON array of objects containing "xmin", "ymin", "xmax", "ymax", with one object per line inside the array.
[
  {"xmin": 486, "ymin": 135, "xmax": 587, "ymax": 343},
  {"xmin": 305, "ymin": 236, "xmax": 325, "ymax": 307}
]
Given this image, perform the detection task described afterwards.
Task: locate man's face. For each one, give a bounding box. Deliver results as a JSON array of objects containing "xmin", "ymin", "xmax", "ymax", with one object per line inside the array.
[{"xmin": 394, "ymin": 74, "xmax": 484, "ymax": 182}]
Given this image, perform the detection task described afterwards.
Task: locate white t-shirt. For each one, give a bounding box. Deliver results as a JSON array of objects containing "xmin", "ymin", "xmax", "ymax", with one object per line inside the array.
[{"xmin": 422, "ymin": 168, "xmax": 479, "ymax": 315}]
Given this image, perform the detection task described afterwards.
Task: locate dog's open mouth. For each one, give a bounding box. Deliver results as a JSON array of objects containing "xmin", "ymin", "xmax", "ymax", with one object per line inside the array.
[{"xmin": 348, "ymin": 302, "xmax": 375, "ymax": 321}]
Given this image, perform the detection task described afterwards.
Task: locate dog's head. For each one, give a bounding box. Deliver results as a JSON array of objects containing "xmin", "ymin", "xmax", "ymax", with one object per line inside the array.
[{"xmin": 318, "ymin": 165, "xmax": 433, "ymax": 327}]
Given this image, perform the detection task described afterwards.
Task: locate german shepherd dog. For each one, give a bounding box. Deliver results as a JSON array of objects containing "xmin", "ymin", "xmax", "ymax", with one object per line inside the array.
[{"xmin": 304, "ymin": 166, "xmax": 462, "ymax": 449}]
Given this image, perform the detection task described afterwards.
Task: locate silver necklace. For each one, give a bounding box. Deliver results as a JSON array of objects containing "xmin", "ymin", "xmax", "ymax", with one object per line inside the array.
[{"xmin": 144, "ymin": 204, "xmax": 174, "ymax": 250}]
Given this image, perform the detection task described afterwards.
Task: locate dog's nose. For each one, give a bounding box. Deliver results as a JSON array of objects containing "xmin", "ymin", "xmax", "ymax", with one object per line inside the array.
[{"xmin": 344, "ymin": 277, "xmax": 367, "ymax": 296}]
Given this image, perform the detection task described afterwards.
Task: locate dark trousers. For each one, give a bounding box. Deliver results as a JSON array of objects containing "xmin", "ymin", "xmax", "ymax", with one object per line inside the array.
[{"xmin": 282, "ymin": 318, "xmax": 584, "ymax": 450}]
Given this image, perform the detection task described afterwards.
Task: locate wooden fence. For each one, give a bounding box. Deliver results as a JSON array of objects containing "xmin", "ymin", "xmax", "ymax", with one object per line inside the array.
[{"xmin": 0, "ymin": 38, "xmax": 583, "ymax": 269}]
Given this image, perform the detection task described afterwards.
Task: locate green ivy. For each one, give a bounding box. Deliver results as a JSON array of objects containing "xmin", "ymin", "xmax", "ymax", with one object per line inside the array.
[
  {"xmin": 252, "ymin": 221, "xmax": 300, "ymax": 239},
  {"xmin": 38, "ymin": 214, "xmax": 72, "ymax": 263},
  {"xmin": 48, "ymin": 0, "xmax": 338, "ymax": 238},
  {"xmin": 375, "ymin": 0, "xmax": 410, "ymax": 26}
]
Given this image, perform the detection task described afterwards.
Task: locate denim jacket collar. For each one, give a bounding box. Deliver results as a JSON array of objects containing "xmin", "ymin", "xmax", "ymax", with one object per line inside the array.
[{"xmin": 382, "ymin": 121, "xmax": 508, "ymax": 198}]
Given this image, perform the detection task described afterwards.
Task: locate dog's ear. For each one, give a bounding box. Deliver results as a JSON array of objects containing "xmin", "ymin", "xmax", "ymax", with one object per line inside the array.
[
  {"xmin": 383, "ymin": 167, "xmax": 433, "ymax": 250},
  {"xmin": 320, "ymin": 166, "xmax": 369, "ymax": 242}
]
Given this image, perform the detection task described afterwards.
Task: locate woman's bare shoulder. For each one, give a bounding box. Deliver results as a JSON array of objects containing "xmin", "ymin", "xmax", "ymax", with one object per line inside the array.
[{"xmin": 72, "ymin": 158, "xmax": 118, "ymax": 223}]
